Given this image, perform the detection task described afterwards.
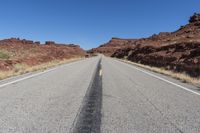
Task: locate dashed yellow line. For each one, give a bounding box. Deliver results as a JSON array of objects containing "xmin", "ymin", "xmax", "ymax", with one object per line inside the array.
[{"xmin": 99, "ymin": 69, "xmax": 102, "ymax": 76}]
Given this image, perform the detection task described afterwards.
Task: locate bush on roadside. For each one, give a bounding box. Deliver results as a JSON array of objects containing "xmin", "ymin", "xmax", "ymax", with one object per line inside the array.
[{"xmin": 0, "ymin": 50, "xmax": 10, "ymax": 59}]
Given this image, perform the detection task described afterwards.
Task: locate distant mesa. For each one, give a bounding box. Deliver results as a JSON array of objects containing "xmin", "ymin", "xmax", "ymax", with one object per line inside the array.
[
  {"xmin": 45, "ymin": 41, "xmax": 56, "ymax": 45},
  {"xmin": 35, "ymin": 41, "xmax": 40, "ymax": 44}
]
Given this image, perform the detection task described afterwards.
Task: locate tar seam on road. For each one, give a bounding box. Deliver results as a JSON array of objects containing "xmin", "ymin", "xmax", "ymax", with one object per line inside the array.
[{"xmin": 70, "ymin": 59, "xmax": 102, "ymax": 133}]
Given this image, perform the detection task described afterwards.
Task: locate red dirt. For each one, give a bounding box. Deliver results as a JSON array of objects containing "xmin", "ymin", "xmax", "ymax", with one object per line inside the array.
[
  {"xmin": 0, "ymin": 38, "xmax": 86, "ymax": 70},
  {"xmin": 89, "ymin": 13, "xmax": 200, "ymax": 77}
]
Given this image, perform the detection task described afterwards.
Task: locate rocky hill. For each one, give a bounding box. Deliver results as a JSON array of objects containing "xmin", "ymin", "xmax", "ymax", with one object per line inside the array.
[
  {"xmin": 0, "ymin": 38, "xmax": 86, "ymax": 70},
  {"xmin": 88, "ymin": 38, "xmax": 136, "ymax": 56},
  {"xmin": 90, "ymin": 13, "xmax": 200, "ymax": 77}
]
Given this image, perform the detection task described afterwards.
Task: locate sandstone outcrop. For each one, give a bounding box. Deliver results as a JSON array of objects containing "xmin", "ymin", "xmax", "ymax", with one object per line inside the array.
[
  {"xmin": 90, "ymin": 13, "xmax": 200, "ymax": 77},
  {"xmin": 0, "ymin": 38, "xmax": 86, "ymax": 70}
]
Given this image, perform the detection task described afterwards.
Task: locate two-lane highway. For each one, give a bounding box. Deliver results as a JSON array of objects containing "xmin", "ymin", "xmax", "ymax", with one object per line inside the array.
[{"xmin": 0, "ymin": 56, "xmax": 200, "ymax": 133}]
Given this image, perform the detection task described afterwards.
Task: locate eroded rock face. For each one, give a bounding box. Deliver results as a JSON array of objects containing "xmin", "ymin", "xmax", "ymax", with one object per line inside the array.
[
  {"xmin": 92, "ymin": 13, "xmax": 200, "ymax": 77},
  {"xmin": 122, "ymin": 42, "xmax": 200, "ymax": 77},
  {"xmin": 189, "ymin": 13, "xmax": 200, "ymax": 23},
  {"xmin": 88, "ymin": 38, "xmax": 136, "ymax": 56},
  {"xmin": 0, "ymin": 38, "xmax": 86, "ymax": 70}
]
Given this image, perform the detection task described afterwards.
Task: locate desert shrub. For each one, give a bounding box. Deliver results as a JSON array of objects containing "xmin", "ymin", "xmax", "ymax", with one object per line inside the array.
[
  {"xmin": 0, "ymin": 50, "xmax": 10, "ymax": 59},
  {"xmin": 13, "ymin": 64, "xmax": 27, "ymax": 73}
]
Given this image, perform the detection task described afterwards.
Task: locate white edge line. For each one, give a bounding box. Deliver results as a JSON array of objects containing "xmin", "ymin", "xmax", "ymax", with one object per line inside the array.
[
  {"xmin": 0, "ymin": 67, "xmax": 57, "ymax": 88},
  {"xmin": 117, "ymin": 59, "xmax": 200, "ymax": 96},
  {"xmin": 0, "ymin": 58, "xmax": 84, "ymax": 88}
]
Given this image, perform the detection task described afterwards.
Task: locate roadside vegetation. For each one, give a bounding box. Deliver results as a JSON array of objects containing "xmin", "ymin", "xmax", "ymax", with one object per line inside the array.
[
  {"xmin": 119, "ymin": 59, "xmax": 200, "ymax": 88},
  {"xmin": 0, "ymin": 50, "xmax": 10, "ymax": 59}
]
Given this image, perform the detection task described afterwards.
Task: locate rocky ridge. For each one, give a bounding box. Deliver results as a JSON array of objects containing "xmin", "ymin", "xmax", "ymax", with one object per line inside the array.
[
  {"xmin": 0, "ymin": 38, "xmax": 86, "ymax": 70},
  {"xmin": 89, "ymin": 13, "xmax": 200, "ymax": 77}
]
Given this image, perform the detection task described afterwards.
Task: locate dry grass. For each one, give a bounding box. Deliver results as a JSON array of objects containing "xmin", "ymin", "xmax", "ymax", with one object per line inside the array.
[
  {"xmin": 118, "ymin": 59, "xmax": 200, "ymax": 87},
  {"xmin": 0, "ymin": 58, "xmax": 82, "ymax": 80},
  {"xmin": 0, "ymin": 50, "xmax": 10, "ymax": 59}
]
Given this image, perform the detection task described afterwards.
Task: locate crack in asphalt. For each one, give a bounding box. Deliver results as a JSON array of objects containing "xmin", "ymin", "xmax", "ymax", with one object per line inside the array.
[{"xmin": 71, "ymin": 59, "xmax": 102, "ymax": 133}]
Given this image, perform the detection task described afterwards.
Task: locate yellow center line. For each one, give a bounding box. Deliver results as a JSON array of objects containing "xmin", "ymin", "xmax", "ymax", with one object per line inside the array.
[{"xmin": 99, "ymin": 69, "xmax": 102, "ymax": 76}]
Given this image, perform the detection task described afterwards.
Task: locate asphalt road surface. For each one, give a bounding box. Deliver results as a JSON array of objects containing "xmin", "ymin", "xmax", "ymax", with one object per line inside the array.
[{"xmin": 0, "ymin": 56, "xmax": 200, "ymax": 133}]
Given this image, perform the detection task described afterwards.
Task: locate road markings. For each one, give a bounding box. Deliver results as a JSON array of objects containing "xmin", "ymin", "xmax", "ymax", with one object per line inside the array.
[
  {"xmin": 118, "ymin": 60, "xmax": 200, "ymax": 96},
  {"xmin": 0, "ymin": 67, "xmax": 58, "ymax": 89},
  {"xmin": 71, "ymin": 59, "xmax": 102, "ymax": 133},
  {"xmin": 0, "ymin": 59, "xmax": 84, "ymax": 88},
  {"xmin": 99, "ymin": 69, "xmax": 102, "ymax": 76}
]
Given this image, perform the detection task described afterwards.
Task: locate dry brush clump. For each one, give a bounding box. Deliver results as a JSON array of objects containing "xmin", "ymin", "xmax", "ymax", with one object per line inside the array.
[{"xmin": 0, "ymin": 50, "xmax": 10, "ymax": 60}]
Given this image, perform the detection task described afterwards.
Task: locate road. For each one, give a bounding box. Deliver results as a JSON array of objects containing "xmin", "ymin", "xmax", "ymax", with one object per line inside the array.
[{"xmin": 0, "ymin": 56, "xmax": 200, "ymax": 133}]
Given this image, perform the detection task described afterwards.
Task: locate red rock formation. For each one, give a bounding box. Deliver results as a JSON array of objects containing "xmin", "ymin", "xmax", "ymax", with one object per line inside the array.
[
  {"xmin": 0, "ymin": 38, "xmax": 86, "ymax": 70},
  {"xmin": 91, "ymin": 13, "xmax": 200, "ymax": 77},
  {"xmin": 88, "ymin": 38, "xmax": 136, "ymax": 56}
]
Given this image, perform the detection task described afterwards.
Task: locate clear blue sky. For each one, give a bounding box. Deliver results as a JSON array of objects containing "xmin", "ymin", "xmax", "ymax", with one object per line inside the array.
[{"xmin": 0, "ymin": 0, "xmax": 199, "ymax": 49}]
